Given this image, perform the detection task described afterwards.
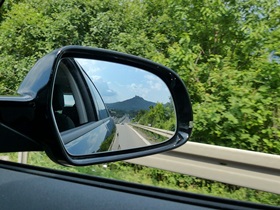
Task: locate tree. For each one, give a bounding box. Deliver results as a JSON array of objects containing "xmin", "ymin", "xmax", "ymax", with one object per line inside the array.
[{"xmin": 0, "ymin": 0, "xmax": 279, "ymax": 153}]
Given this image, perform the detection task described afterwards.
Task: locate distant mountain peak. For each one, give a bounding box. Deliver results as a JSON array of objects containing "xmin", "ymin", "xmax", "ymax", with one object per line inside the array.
[
  {"xmin": 124, "ymin": 95, "xmax": 144, "ymax": 102},
  {"xmin": 106, "ymin": 96, "xmax": 155, "ymax": 111},
  {"xmin": 134, "ymin": 95, "xmax": 142, "ymax": 99}
]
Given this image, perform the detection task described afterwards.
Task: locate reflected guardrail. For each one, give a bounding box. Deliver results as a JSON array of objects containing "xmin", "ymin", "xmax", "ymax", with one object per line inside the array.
[
  {"xmin": 130, "ymin": 124, "xmax": 174, "ymax": 138},
  {"xmin": 127, "ymin": 125, "xmax": 280, "ymax": 194}
]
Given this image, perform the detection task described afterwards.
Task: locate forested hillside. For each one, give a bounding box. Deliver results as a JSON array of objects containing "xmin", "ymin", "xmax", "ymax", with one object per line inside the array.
[{"xmin": 0, "ymin": 0, "xmax": 279, "ymax": 154}]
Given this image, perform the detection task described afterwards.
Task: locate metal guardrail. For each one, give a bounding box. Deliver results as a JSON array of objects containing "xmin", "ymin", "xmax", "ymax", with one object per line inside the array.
[{"xmin": 128, "ymin": 124, "xmax": 280, "ymax": 194}]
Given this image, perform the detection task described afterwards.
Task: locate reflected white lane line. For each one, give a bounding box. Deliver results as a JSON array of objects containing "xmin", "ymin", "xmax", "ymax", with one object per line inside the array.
[{"xmin": 127, "ymin": 124, "xmax": 151, "ymax": 146}]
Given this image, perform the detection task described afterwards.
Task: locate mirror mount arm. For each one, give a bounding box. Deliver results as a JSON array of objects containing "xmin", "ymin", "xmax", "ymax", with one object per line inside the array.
[{"xmin": 0, "ymin": 122, "xmax": 42, "ymax": 152}]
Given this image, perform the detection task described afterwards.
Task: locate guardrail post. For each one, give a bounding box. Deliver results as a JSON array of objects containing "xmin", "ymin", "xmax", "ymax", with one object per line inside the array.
[{"xmin": 18, "ymin": 152, "xmax": 28, "ymax": 164}]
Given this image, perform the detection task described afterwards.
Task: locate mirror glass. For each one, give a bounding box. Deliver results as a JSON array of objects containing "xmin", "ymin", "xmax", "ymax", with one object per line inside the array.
[{"xmin": 52, "ymin": 57, "xmax": 176, "ymax": 156}]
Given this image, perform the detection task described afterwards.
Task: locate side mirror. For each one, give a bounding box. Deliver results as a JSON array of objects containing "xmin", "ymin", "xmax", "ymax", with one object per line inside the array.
[{"xmin": 1, "ymin": 46, "xmax": 193, "ymax": 165}]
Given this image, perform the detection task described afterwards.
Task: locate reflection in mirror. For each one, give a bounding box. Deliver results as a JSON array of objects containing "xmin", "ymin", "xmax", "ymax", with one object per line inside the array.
[{"xmin": 53, "ymin": 57, "xmax": 176, "ymax": 156}]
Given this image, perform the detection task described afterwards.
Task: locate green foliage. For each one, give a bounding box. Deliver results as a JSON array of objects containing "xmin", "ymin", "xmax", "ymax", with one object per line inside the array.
[
  {"xmin": 133, "ymin": 102, "xmax": 176, "ymax": 130},
  {"xmin": 191, "ymin": 60, "xmax": 280, "ymax": 153}
]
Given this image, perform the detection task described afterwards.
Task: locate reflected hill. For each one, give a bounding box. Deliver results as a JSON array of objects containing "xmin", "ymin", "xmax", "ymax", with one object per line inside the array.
[{"xmin": 106, "ymin": 96, "xmax": 156, "ymax": 111}]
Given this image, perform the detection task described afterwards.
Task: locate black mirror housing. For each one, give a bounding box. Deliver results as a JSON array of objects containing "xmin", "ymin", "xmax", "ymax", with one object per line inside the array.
[{"xmin": 0, "ymin": 46, "xmax": 193, "ymax": 166}]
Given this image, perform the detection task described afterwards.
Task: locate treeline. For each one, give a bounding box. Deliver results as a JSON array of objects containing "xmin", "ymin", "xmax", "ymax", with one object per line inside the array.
[
  {"xmin": 133, "ymin": 103, "xmax": 176, "ymax": 131},
  {"xmin": 0, "ymin": 0, "xmax": 279, "ymax": 154}
]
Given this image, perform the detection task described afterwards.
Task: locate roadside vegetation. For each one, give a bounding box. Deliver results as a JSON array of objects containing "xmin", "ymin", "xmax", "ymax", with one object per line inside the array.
[
  {"xmin": 1, "ymin": 0, "xmax": 279, "ymax": 205},
  {"xmin": 133, "ymin": 102, "xmax": 176, "ymax": 131}
]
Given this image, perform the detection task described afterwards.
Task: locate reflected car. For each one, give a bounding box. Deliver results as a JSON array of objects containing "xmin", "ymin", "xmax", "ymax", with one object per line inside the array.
[{"xmin": 52, "ymin": 57, "xmax": 116, "ymax": 155}]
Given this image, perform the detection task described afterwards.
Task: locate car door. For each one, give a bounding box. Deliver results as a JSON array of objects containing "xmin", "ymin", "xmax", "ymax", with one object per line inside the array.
[{"xmin": 53, "ymin": 57, "xmax": 116, "ymax": 155}]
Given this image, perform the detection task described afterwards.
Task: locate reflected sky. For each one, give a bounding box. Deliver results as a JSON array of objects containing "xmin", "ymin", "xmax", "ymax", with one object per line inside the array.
[{"xmin": 75, "ymin": 58, "xmax": 171, "ymax": 104}]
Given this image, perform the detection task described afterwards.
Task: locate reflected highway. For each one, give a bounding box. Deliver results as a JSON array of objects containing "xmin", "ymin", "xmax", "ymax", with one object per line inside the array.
[{"xmin": 111, "ymin": 123, "xmax": 151, "ymax": 151}]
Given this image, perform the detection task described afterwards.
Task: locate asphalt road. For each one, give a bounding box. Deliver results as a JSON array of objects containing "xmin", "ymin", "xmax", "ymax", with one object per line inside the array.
[{"xmin": 111, "ymin": 123, "xmax": 150, "ymax": 151}]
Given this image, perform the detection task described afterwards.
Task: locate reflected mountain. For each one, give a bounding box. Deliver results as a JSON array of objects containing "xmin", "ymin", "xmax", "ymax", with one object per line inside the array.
[{"xmin": 106, "ymin": 96, "xmax": 156, "ymax": 111}]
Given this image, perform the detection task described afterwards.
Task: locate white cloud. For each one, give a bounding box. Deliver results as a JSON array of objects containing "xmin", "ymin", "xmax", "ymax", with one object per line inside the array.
[
  {"xmin": 75, "ymin": 58, "xmax": 101, "ymax": 77},
  {"xmin": 145, "ymin": 74, "xmax": 163, "ymax": 91},
  {"xmin": 92, "ymin": 77, "xmax": 117, "ymax": 97},
  {"xmin": 90, "ymin": 75, "xmax": 102, "ymax": 82}
]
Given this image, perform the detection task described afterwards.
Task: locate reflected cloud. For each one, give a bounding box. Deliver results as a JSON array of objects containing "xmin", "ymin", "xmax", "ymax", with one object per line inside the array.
[
  {"xmin": 128, "ymin": 83, "xmax": 150, "ymax": 99},
  {"xmin": 145, "ymin": 74, "xmax": 163, "ymax": 91},
  {"xmin": 76, "ymin": 58, "xmax": 172, "ymax": 104}
]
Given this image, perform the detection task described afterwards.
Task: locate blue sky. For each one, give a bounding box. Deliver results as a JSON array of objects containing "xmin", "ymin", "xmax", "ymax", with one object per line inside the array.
[{"xmin": 76, "ymin": 58, "xmax": 172, "ymax": 104}]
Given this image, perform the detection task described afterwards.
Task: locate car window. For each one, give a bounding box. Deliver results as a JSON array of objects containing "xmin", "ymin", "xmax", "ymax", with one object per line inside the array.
[
  {"xmin": 64, "ymin": 94, "xmax": 75, "ymax": 107},
  {"xmin": 0, "ymin": 0, "xmax": 279, "ymax": 207},
  {"xmin": 53, "ymin": 59, "xmax": 89, "ymax": 130},
  {"xmin": 84, "ymin": 73, "xmax": 110, "ymax": 120}
]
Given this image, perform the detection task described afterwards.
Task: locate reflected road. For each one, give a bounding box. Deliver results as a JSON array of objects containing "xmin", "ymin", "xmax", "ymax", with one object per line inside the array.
[{"xmin": 111, "ymin": 124, "xmax": 150, "ymax": 150}]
